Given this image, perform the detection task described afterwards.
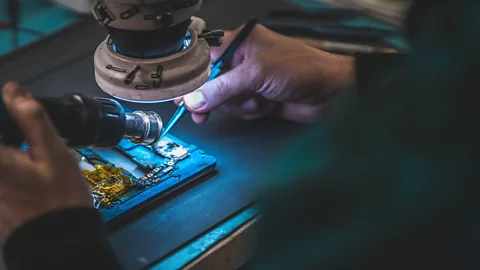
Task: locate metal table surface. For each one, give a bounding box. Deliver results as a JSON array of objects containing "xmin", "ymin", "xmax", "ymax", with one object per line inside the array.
[{"xmin": 0, "ymin": 0, "xmax": 307, "ymax": 269}]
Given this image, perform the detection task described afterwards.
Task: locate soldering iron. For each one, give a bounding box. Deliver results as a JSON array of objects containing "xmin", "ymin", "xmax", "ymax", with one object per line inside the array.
[
  {"xmin": 0, "ymin": 0, "xmax": 224, "ymax": 148},
  {"xmin": 0, "ymin": 93, "xmax": 162, "ymax": 148}
]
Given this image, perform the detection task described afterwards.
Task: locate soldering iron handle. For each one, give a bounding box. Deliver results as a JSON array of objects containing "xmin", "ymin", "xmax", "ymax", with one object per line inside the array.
[{"xmin": 0, "ymin": 93, "xmax": 126, "ymax": 148}]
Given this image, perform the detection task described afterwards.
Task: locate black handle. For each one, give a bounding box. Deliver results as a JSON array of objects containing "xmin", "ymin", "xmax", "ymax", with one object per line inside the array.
[{"xmin": 0, "ymin": 93, "xmax": 127, "ymax": 148}]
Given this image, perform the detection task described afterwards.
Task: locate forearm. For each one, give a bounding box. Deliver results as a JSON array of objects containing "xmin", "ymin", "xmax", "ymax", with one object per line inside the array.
[{"xmin": 3, "ymin": 207, "xmax": 123, "ymax": 270}]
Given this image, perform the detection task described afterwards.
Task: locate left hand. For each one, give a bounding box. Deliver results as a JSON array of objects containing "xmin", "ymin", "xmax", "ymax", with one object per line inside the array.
[{"xmin": 0, "ymin": 82, "xmax": 92, "ymax": 243}]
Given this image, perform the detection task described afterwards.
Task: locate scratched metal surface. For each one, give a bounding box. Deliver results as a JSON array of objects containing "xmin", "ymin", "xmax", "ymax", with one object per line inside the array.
[{"xmin": 0, "ymin": 0, "xmax": 307, "ymax": 269}]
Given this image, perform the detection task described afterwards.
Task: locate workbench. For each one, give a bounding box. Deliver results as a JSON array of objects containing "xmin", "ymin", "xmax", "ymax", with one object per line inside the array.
[{"xmin": 0, "ymin": 0, "xmax": 399, "ymax": 269}]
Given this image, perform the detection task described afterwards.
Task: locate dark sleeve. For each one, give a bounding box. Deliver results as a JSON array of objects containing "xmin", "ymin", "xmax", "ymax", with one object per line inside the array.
[
  {"xmin": 3, "ymin": 207, "xmax": 123, "ymax": 270},
  {"xmin": 354, "ymin": 52, "xmax": 407, "ymax": 96}
]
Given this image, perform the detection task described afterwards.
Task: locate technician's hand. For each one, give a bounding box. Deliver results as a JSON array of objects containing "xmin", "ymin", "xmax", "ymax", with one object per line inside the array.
[
  {"xmin": 177, "ymin": 24, "xmax": 356, "ymax": 124},
  {"xmin": 0, "ymin": 82, "xmax": 92, "ymax": 243}
]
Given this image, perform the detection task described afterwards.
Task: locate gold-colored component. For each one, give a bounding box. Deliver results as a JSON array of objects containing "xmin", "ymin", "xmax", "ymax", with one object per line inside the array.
[
  {"xmin": 82, "ymin": 164, "xmax": 135, "ymax": 208},
  {"xmin": 167, "ymin": 161, "xmax": 174, "ymax": 166}
]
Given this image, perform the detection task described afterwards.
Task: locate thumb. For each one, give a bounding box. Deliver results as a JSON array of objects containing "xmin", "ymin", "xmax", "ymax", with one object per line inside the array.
[{"xmin": 183, "ymin": 61, "xmax": 260, "ymax": 113}]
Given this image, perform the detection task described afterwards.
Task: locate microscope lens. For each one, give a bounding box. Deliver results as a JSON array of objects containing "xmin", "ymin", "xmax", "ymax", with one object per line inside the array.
[{"xmin": 107, "ymin": 20, "xmax": 190, "ymax": 59}]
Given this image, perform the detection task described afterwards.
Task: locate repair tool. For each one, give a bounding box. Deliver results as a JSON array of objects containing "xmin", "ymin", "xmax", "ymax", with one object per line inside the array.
[
  {"xmin": 161, "ymin": 17, "xmax": 258, "ymax": 139},
  {"xmin": 0, "ymin": 93, "xmax": 163, "ymax": 147}
]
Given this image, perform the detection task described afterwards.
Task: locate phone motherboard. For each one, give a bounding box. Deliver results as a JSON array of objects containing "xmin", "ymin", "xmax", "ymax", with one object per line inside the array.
[{"xmin": 72, "ymin": 135, "xmax": 216, "ymax": 223}]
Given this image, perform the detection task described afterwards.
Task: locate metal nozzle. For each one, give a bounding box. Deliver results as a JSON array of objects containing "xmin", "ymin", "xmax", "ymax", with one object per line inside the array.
[{"xmin": 124, "ymin": 111, "xmax": 163, "ymax": 145}]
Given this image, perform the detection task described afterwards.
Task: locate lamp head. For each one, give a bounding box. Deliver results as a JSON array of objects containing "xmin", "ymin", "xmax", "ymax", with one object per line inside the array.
[{"xmin": 92, "ymin": 0, "xmax": 212, "ymax": 102}]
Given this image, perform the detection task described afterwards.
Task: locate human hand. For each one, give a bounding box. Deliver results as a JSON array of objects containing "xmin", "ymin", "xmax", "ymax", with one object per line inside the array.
[
  {"xmin": 0, "ymin": 82, "xmax": 92, "ymax": 243},
  {"xmin": 176, "ymin": 24, "xmax": 356, "ymax": 124}
]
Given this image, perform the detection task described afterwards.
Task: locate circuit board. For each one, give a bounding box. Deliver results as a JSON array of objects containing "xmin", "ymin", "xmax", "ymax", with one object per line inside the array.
[{"xmin": 72, "ymin": 134, "xmax": 216, "ymax": 224}]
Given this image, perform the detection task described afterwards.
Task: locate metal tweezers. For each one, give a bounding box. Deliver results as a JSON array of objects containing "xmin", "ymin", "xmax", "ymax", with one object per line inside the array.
[{"xmin": 161, "ymin": 17, "xmax": 258, "ymax": 139}]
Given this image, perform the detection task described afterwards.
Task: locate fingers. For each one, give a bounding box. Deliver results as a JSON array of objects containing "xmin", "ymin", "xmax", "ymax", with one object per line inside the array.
[
  {"xmin": 274, "ymin": 102, "xmax": 327, "ymax": 123},
  {"xmin": 0, "ymin": 144, "xmax": 30, "ymax": 183},
  {"xmin": 2, "ymin": 82, "xmax": 61, "ymax": 162},
  {"xmin": 0, "ymin": 145, "xmax": 25, "ymax": 167},
  {"xmin": 191, "ymin": 113, "xmax": 209, "ymax": 124},
  {"xmin": 173, "ymin": 98, "xmax": 183, "ymax": 106},
  {"xmin": 183, "ymin": 61, "xmax": 261, "ymax": 114},
  {"xmin": 238, "ymin": 98, "xmax": 261, "ymax": 113},
  {"xmin": 220, "ymin": 96, "xmax": 276, "ymax": 120},
  {"xmin": 171, "ymin": 98, "xmax": 209, "ymax": 124}
]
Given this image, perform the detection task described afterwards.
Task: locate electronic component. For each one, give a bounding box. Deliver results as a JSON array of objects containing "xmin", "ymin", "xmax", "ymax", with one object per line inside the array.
[
  {"xmin": 155, "ymin": 137, "xmax": 189, "ymax": 160},
  {"xmin": 74, "ymin": 134, "xmax": 216, "ymax": 224},
  {"xmin": 117, "ymin": 140, "xmax": 166, "ymax": 169},
  {"xmin": 71, "ymin": 150, "xmax": 97, "ymax": 172},
  {"xmin": 72, "ymin": 149, "xmax": 137, "ymax": 209},
  {"xmin": 82, "ymin": 164, "xmax": 136, "ymax": 209},
  {"xmin": 70, "ymin": 150, "xmax": 86, "ymax": 162}
]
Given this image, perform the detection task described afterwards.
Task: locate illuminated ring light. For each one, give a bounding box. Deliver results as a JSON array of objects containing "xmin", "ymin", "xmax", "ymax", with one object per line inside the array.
[{"xmin": 93, "ymin": 27, "xmax": 211, "ymax": 103}]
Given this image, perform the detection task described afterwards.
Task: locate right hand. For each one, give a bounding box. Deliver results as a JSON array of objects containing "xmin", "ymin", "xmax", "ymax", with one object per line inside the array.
[
  {"xmin": 0, "ymin": 82, "xmax": 92, "ymax": 243},
  {"xmin": 177, "ymin": 24, "xmax": 356, "ymax": 124}
]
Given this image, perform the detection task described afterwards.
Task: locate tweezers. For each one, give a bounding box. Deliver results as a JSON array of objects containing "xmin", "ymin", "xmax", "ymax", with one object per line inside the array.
[{"xmin": 161, "ymin": 17, "xmax": 259, "ymax": 139}]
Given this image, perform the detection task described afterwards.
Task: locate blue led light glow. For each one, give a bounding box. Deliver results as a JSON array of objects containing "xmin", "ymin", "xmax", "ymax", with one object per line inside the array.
[
  {"xmin": 20, "ymin": 144, "xmax": 29, "ymax": 151},
  {"xmin": 111, "ymin": 31, "xmax": 192, "ymax": 59}
]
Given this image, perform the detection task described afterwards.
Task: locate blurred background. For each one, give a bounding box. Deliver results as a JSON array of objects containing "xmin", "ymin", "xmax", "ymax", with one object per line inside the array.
[
  {"xmin": 0, "ymin": 0, "xmax": 410, "ymax": 57},
  {"xmin": 0, "ymin": 0, "xmax": 91, "ymax": 56}
]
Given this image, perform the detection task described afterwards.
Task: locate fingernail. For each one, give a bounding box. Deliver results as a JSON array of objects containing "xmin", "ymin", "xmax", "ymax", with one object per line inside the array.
[
  {"xmin": 240, "ymin": 98, "xmax": 258, "ymax": 112},
  {"xmin": 184, "ymin": 91, "xmax": 206, "ymax": 110},
  {"xmin": 3, "ymin": 82, "xmax": 18, "ymax": 91},
  {"xmin": 3, "ymin": 82, "xmax": 26, "ymax": 99}
]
